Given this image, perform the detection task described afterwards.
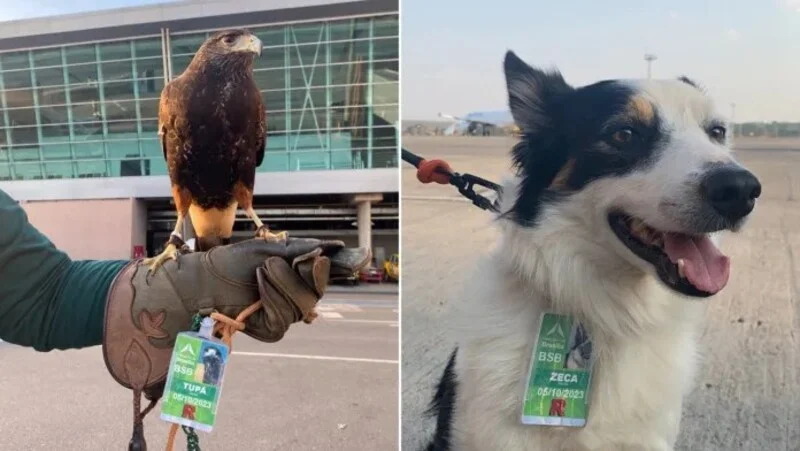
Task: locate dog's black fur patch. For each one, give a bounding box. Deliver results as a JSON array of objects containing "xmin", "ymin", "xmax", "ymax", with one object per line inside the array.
[
  {"xmin": 424, "ymin": 348, "xmax": 459, "ymax": 451},
  {"xmin": 502, "ymin": 50, "xmax": 666, "ymax": 226}
]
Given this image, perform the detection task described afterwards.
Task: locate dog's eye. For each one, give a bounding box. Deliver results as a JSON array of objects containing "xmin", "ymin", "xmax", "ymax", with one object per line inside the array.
[
  {"xmin": 610, "ymin": 128, "xmax": 634, "ymax": 146},
  {"xmin": 709, "ymin": 126, "xmax": 726, "ymax": 142}
]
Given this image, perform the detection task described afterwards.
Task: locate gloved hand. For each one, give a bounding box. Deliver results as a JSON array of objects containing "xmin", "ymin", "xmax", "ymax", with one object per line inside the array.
[{"xmin": 101, "ymin": 237, "xmax": 370, "ymax": 450}]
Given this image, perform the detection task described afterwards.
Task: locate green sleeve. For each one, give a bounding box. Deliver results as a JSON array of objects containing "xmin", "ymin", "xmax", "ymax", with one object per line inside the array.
[{"xmin": 0, "ymin": 189, "xmax": 127, "ymax": 351}]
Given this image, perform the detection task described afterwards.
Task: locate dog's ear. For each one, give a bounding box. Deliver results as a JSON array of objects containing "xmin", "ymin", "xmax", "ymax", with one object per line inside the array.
[
  {"xmin": 502, "ymin": 51, "xmax": 576, "ymax": 226},
  {"xmin": 503, "ymin": 50, "xmax": 573, "ymax": 134}
]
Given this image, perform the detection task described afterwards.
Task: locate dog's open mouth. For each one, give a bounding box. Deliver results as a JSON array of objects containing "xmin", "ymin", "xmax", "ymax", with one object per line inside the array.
[{"xmin": 608, "ymin": 212, "xmax": 730, "ymax": 297}]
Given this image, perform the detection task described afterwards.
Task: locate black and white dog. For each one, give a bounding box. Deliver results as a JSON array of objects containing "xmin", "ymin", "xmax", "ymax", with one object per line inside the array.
[{"xmin": 424, "ymin": 51, "xmax": 761, "ymax": 451}]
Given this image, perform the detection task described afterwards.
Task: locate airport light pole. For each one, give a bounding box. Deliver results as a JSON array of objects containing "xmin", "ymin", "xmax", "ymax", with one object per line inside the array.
[{"xmin": 644, "ymin": 53, "xmax": 657, "ymax": 79}]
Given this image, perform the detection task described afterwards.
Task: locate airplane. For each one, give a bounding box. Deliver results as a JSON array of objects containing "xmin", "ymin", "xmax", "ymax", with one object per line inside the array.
[{"xmin": 438, "ymin": 110, "xmax": 519, "ymax": 136}]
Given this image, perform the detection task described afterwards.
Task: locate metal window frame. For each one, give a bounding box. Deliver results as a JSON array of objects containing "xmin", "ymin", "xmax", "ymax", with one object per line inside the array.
[{"xmin": 0, "ymin": 14, "xmax": 398, "ymax": 181}]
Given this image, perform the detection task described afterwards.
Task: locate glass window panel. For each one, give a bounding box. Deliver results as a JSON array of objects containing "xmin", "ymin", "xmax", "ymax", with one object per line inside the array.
[
  {"xmin": 35, "ymin": 67, "xmax": 64, "ymax": 87},
  {"xmin": 2, "ymin": 70, "xmax": 32, "ymax": 89},
  {"xmin": 11, "ymin": 146, "xmax": 40, "ymax": 161},
  {"xmin": 43, "ymin": 161, "xmax": 73, "ymax": 179},
  {"xmin": 134, "ymin": 39, "xmax": 162, "ymax": 58},
  {"xmin": 6, "ymin": 107, "xmax": 36, "ymax": 126},
  {"xmin": 13, "ymin": 161, "xmax": 42, "ymax": 180},
  {"xmin": 41, "ymin": 143, "xmax": 71, "ymax": 161},
  {"xmin": 135, "ymin": 56, "xmax": 164, "ymax": 80},
  {"xmin": 39, "ymin": 105, "xmax": 69, "ymax": 126},
  {"xmin": 263, "ymin": 90, "xmax": 286, "ymax": 114},
  {"xmin": 76, "ymin": 160, "xmax": 108, "ymax": 177},
  {"xmin": 0, "ymin": 162, "xmax": 11, "ymax": 180},
  {"xmin": 141, "ymin": 119, "xmax": 158, "ymax": 133},
  {"xmin": 330, "ymin": 41, "xmax": 357, "ymax": 65},
  {"xmin": 9, "ymin": 126, "xmax": 38, "ymax": 145},
  {"xmin": 288, "ymin": 86, "xmax": 327, "ymax": 110},
  {"xmin": 373, "ymin": 37, "xmax": 399, "ymax": 61},
  {"xmin": 254, "ymin": 27, "xmax": 285, "ymax": 48},
  {"xmin": 372, "ymin": 83, "xmax": 398, "ymax": 113},
  {"xmin": 102, "ymin": 80, "xmax": 136, "ymax": 102},
  {"xmin": 289, "ymin": 24, "xmax": 325, "ymax": 45},
  {"xmin": 289, "ymin": 45, "xmax": 326, "ymax": 77},
  {"xmin": 1, "ymin": 52, "xmax": 30, "ymax": 71},
  {"xmin": 141, "ymin": 138, "xmax": 161, "ymax": 157},
  {"xmin": 38, "ymin": 85, "xmax": 67, "ymax": 106},
  {"xmin": 330, "ymin": 19, "xmax": 370, "ymax": 42},
  {"xmin": 171, "ymin": 34, "xmax": 206, "ymax": 56},
  {"xmin": 32, "ymin": 49, "xmax": 62, "ymax": 68},
  {"xmin": 101, "ymin": 60, "xmax": 133, "ymax": 82},
  {"xmin": 65, "ymin": 45, "xmax": 96, "ymax": 65},
  {"xmin": 373, "ymin": 17, "xmax": 398, "ymax": 38},
  {"xmin": 3, "ymin": 87, "xmax": 33, "ymax": 110},
  {"xmin": 69, "ymin": 85, "xmax": 100, "ymax": 104},
  {"xmin": 40, "ymin": 124, "xmax": 71, "ymax": 141},
  {"xmin": 71, "ymin": 119, "xmax": 103, "ymax": 139},
  {"xmin": 350, "ymin": 40, "xmax": 370, "ymax": 61},
  {"xmin": 0, "ymin": 134, "xmax": 7, "ymax": 151},
  {"xmin": 288, "ymin": 65, "xmax": 327, "ymax": 89},
  {"xmin": 171, "ymin": 55, "xmax": 193, "ymax": 77},
  {"xmin": 100, "ymin": 42, "xmax": 132, "ymax": 61},
  {"xmin": 73, "ymin": 142, "xmax": 104, "ymax": 158},
  {"xmin": 107, "ymin": 137, "xmax": 140, "ymax": 160},
  {"xmin": 138, "ymin": 98, "xmax": 159, "ymax": 120},
  {"xmin": 255, "ymin": 46, "xmax": 285, "ymax": 71},
  {"xmin": 144, "ymin": 156, "xmax": 167, "ymax": 176},
  {"xmin": 65, "ymin": 63, "xmax": 98, "ymax": 84},
  {"xmin": 137, "ymin": 75, "xmax": 163, "ymax": 96},
  {"xmin": 107, "ymin": 119, "xmax": 138, "ymax": 135},
  {"xmin": 254, "ymin": 67, "xmax": 284, "ymax": 92},
  {"xmin": 104, "ymin": 99, "xmax": 138, "ymax": 121},
  {"xmin": 331, "ymin": 60, "xmax": 366, "ymax": 85}
]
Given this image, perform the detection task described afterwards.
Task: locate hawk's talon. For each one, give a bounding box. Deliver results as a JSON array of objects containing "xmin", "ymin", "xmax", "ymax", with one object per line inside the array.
[
  {"xmin": 255, "ymin": 225, "xmax": 288, "ymax": 242},
  {"xmin": 141, "ymin": 243, "xmax": 181, "ymax": 276}
]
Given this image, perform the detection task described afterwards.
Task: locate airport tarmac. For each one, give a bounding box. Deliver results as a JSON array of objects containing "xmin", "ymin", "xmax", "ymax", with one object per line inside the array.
[
  {"xmin": 0, "ymin": 292, "xmax": 398, "ymax": 451},
  {"xmin": 401, "ymin": 136, "xmax": 800, "ymax": 451}
]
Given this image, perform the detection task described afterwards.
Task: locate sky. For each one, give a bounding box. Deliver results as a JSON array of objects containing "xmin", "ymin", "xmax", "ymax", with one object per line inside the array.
[
  {"xmin": 2, "ymin": 1, "xmax": 798, "ymax": 122},
  {"xmin": 402, "ymin": 0, "xmax": 800, "ymax": 122},
  {"xmin": 0, "ymin": 0, "xmax": 174, "ymax": 22}
]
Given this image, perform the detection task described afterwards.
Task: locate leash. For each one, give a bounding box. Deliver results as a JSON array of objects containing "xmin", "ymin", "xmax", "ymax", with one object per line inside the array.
[{"xmin": 401, "ymin": 148, "xmax": 502, "ymax": 213}]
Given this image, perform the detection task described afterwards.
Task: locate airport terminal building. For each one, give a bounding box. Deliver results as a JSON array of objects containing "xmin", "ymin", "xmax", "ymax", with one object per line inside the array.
[{"xmin": 0, "ymin": 0, "xmax": 399, "ymax": 262}]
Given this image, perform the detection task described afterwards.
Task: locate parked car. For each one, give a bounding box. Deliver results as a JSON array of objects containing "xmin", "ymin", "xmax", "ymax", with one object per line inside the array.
[
  {"xmin": 330, "ymin": 271, "xmax": 360, "ymax": 286},
  {"xmin": 359, "ymin": 265, "xmax": 384, "ymax": 283},
  {"xmin": 383, "ymin": 253, "xmax": 399, "ymax": 282}
]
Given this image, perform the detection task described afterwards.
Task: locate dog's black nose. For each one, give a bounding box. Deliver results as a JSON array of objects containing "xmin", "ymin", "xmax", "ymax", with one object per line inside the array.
[{"xmin": 701, "ymin": 166, "xmax": 761, "ymax": 221}]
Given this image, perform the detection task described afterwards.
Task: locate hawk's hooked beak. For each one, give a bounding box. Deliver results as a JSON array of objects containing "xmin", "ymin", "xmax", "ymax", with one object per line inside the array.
[{"xmin": 235, "ymin": 34, "xmax": 262, "ymax": 56}]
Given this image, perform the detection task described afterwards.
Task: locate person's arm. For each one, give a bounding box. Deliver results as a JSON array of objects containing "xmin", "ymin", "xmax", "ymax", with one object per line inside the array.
[{"xmin": 0, "ymin": 189, "xmax": 125, "ymax": 351}]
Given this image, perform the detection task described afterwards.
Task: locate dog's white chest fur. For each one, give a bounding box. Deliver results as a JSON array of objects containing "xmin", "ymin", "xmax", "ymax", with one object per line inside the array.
[{"xmin": 448, "ymin": 251, "xmax": 707, "ymax": 451}]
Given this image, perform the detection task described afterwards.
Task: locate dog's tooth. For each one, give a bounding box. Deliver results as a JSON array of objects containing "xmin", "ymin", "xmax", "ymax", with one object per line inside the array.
[{"xmin": 677, "ymin": 259, "xmax": 686, "ymax": 278}]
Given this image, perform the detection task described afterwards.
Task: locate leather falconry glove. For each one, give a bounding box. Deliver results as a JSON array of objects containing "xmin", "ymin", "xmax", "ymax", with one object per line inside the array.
[{"xmin": 101, "ymin": 237, "xmax": 370, "ymax": 451}]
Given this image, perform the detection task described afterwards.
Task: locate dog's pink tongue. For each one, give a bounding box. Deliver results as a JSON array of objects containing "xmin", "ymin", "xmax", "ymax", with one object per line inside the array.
[{"xmin": 663, "ymin": 233, "xmax": 730, "ymax": 294}]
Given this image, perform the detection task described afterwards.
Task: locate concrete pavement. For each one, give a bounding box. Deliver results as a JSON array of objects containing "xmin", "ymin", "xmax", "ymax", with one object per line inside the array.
[
  {"xmin": 0, "ymin": 292, "xmax": 398, "ymax": 451},
  {"xmin": 401, "ymin": 136, "xmax": 800, "ymax": 451}
]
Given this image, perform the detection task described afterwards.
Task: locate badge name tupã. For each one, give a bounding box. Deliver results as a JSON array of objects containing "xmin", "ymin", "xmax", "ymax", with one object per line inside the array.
[
  {"xmin": 160, "ymin": 317, "xmax": 229, "ymax": 433},
  {"xmin": 521, "ymin": 313, "xmax": 594, "ymax": 427}
]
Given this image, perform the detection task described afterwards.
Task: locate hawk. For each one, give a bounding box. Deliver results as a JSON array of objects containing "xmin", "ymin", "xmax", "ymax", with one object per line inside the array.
[{"xmin": 144, "ymin": 29, "xmax": 286, "ymax": 273}]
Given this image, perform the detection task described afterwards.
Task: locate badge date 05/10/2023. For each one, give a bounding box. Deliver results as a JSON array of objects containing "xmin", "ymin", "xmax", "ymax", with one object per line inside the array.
[{"xmin": 521, "ymin": 313, "xmax": 595, "ymax": 427}]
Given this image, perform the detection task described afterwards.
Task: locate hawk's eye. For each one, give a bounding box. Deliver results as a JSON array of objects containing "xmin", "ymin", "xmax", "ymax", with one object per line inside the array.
[
  {"xmin": 709, "ymin": 126, "xmax": 726, "ymax": 142},
  {"xmin": 610, "ymin": 128, "xmax": 634, "ymax": 146},
  {"xmin": 223, "ymin": 35, "xmax": 236, "ymax": 45}
]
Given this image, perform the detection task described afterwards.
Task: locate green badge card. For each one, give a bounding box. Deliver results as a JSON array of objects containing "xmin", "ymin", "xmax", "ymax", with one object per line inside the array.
[
  {"xmin": 521, "ymin": 313, "xmax": 594, "ymax": 427},
  {"xmin": 160, "ymin": 332, "xmax": 230, "ymax": 432}
]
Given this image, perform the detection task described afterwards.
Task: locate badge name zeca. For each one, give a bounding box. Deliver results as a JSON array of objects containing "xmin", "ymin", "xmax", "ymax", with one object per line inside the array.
[{"xmin": 521, "ymin": 312, "xmax": 594, "ymax": 427}]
